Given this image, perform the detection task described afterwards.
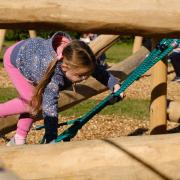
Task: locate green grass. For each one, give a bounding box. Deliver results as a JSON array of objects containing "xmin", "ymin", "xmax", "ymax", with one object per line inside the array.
[
  {"xmin": 60, "ymin": 98, "xmax": 150, "ymax": 120},
  {"xmin": 0, "ymin": 87, "xmax": 150, "ymax": 120},
  {"xmin": 106, "ymin": 41, "xmax": 133, "ymax": 63},
  {"xmin": 0, "ymin": 87, "xmax": 18, "ymax": 102}
]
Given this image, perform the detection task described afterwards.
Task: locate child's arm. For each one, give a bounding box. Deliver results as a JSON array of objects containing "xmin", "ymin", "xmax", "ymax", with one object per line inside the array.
[
  {"xmin": 92, "ymin": 63, "xmax": 120, "ymax": 91},
  {"xmin": 42, "ymin": 63, "xmax": 64, "ymax": 142}
]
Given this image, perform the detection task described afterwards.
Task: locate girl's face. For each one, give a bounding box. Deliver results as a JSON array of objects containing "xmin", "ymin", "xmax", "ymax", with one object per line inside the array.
[{"xmin": 61, "ymin": 60, "xmax": 91, "ymax": 83}]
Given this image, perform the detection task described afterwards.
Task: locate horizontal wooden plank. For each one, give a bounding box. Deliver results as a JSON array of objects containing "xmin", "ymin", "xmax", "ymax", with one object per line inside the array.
[{"xmin": 0, "ymin": 0, "xmax": 180, "ymax": 36}]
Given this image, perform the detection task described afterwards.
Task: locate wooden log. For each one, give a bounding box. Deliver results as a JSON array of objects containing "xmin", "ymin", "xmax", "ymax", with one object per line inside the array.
[
  {"xmin": 0, "ymin": 29, "xmax": 6, "ymax": 53},
  {"xmin": 0, "ymin": 0, "xmax": 180, "ymax": 36},
  {"xmin": 167, "ymin": 100, "xmax": 180, "ymax": 123},
  {"xmin": 28, "ymin": 30, "xmax": 37, "ymax": 38},
  {"xmin": 0, "ymin": 46, "xmax": 150, "ymax": 134},
  {"xmin": 90, "ymin": 34, "xmax": 119, "ymax": 58},
  {"xmin": 0, "ymin": 161, "xmax": 19, "ymax": 180},
  {"xmin": 149, "ymin": 39, "xmax": 167, "ymax": 134},
  {"xmin": 132, "ymin": 36, "xmax": 143, "ymax": 54},
  {"xmin": 1, "ymin": 134, "xmax": 180, "ymax": 179}
]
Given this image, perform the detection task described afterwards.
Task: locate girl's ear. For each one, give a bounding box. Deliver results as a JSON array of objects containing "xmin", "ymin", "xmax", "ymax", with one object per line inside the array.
[{"xmin": 61, "ymin": 62, "xmax": 69, "ymax": 72}]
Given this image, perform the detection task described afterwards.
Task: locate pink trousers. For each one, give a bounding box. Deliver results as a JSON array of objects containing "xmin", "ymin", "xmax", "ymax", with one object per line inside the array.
[{"xmin": 0, "ymin": 42, "xmax": 34, "ymax": 137}]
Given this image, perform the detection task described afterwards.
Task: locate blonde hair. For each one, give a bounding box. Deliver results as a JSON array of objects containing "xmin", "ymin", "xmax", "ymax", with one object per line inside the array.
[{"xmin": 31, "ymin": 40, "xmax": 96, "ymax": 115}]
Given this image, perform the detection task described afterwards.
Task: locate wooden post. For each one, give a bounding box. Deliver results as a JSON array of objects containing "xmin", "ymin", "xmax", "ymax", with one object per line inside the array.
[
  {"xmin": 132, "ymin": 36, "xmax": 143, "ymax": 53},
  {"xmin": 167, "ymin": 100, "xmax": 180, "ymax": 123},
  {"xmin": 0, "ymin": 29, "xmax": 6, "ymax": 52},
  {"xmin": 149, "ymin": 38, "xmax": 167, "ymax": 134},
  {"xmin": 28, "ymin": 30, "xmax": 37, "ymax": 38}
]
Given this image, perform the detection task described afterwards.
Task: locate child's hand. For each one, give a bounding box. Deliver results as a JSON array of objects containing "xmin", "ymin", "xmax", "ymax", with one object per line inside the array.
[
  {"xmin": 107, "ymin": 84, "xmax": 125, "ymax": 105},
  {"xmin": 174, "ymin": 47, "xmax": 180, "ymax": 52},
  {"xmin": 113, "ymin": 83, "xmax": 125, "ymax": 99}
]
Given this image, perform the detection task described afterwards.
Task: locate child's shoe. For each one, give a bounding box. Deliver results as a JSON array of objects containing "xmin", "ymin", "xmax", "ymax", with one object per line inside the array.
[
  {"xmin": 6, "ymin": 136, "xmax": 16, "ymax": 146},
  {"xmin": 6, "ymin": 134, "xmax": 26, "ymax": 146},
  {"xmin": 40, "ymin": 135, "xmax": 56, "ymax": 144}
]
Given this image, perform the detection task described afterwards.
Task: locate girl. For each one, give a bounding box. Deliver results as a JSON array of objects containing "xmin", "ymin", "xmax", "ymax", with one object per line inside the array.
[{"xmin": 0, "ymin": 31, "xmax": 121, "ymax": 145}]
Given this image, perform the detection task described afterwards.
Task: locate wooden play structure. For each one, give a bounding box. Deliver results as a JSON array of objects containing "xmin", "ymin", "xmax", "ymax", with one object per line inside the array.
[
  {"xmin": 132, "ymin": 36, "xmax": 143, "ymax": 54},
  {"xmin": 1, "ymin": 134, "xmax": 180, "ymax": 180},
  {"xmin": 0, "ymin": 162, "xmax": 19, "ymax": 180},
  {"xmin": 0, "ymin": 0, "xmax": 180, "ymax": 179}
]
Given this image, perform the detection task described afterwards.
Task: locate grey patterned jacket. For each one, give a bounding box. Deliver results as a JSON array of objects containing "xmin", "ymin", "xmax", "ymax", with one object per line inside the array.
[{"xmin": 10, "ymin": 32, "xmax": 119, "ymax": 120}]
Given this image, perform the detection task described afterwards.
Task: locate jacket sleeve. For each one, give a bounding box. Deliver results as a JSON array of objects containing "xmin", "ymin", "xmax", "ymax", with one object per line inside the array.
[
  {"xmin": 42, "ymin": 63, "xmax": 65, "ymax": 141},
  {"xmin": 92, "ymin": 63, "xmax": 119, "ymax": 91}
]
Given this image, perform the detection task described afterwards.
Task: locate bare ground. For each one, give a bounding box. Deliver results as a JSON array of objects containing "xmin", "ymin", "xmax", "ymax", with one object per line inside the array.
[{"xmin": 0, "ymin": 65, "xmax": 180, "ymax": 145}]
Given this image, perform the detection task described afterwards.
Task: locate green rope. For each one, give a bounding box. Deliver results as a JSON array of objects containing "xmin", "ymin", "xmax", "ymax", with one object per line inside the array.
[{"xmin": 38, "ymin": 38, "xmax": 179, "ymax": 143}]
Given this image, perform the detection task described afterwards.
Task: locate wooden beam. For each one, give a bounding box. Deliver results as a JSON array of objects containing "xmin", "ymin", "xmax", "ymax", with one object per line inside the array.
[
  {"xmin": 1, "ymin": 134, "xmax": 180, "ymax": 179},
  {"xmin": 132, "ymin": 36, "xmax": 143, "ymax": 54},
  {"xmin": 28, "ymin": 30, "xmax": 37, "ymax": 38},
  {"xmin": 0, "ymin": 46, "xmax": 150, "ymax": 134},
  {"xmin": 0, "ymin": 29, "xmax": 6, "ymax": 52},
  {"xmin": 90, "ymin": 34, "xmax": 119, "ymax": 58},
  {"xmin": 149, "ymin": 39, "xmax": 167, "ymax": 134},
  {"xmin": 167, "ymin": 100, "xmax": 180, "ymax": 123},
  {"xmin": 0, "ymin": 162, "xmax": 19, "ymax": 180},
  {"xmin": 0, "ymin": 0, "xmax": 180, "ymax": 36}
]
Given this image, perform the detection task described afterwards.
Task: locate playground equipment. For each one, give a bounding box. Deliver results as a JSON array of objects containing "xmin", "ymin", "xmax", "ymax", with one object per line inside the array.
[
  {"xmin": 132, "ymin": 36, "xmax": 143, "ymax": 54},
  {"xmin": 1, "ymin": 133, "xmax": 180, "ymax": 179},
  {"xmin": 0, "ymin": 0, "xmax": 180, "ymax": 36},
  {"xmin": 0, "ymin": 0, "xmax": 180, "ymax": 179},
  {"xmin": 0, "ymin": 30, "xmax": 6, "ymax": 52},
  {"xmin": 0, "ymin": 1, "xmax": 179, "ymax": 134},
  {"xmin": 167, "ymin": 101, "xmax": 180, "ymax": 123},
  {"xmin": 0, "ymin": 161, "xmax": 19, "ymax": 180}
]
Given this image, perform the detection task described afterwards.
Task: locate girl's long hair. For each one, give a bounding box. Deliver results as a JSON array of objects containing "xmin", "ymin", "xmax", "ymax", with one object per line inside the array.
[{"xmin": 31, "ymin": 40, "xmax": 96, "ymax": 116}]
